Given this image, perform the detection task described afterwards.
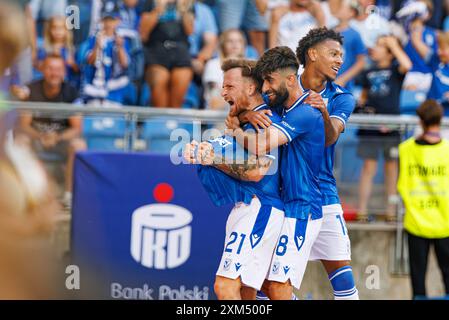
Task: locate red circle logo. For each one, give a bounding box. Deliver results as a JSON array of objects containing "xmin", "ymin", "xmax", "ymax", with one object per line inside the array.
[{"xmin": 153, "ymin": 183, "xmax": 174, "ymax": 203}]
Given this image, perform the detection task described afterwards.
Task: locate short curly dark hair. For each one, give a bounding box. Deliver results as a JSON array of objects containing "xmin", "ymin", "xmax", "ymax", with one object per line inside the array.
[
  {"xmin": 296, "ymin": 27, "xmax": 343, "ymax": 66},
  {"xmin": 255, "ymin": 46, "xmax": 299, "ymax": 79}
]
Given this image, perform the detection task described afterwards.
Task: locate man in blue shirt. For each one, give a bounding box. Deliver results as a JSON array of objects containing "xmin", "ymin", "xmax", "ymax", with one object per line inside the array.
[
  {"xmin": 296, "ymin": 27, "xmax": 359, "ymax": 299},
  {"xmin": 82, "ymin": 6, "xmax": 131, "ymax": 105},
  {"xmin": 226, "ymin": 46, "xmax": 325, "ymax": 300},
  {"xmin": 183, "ymin": 59, "xmax": 284, "ymax": 300}
]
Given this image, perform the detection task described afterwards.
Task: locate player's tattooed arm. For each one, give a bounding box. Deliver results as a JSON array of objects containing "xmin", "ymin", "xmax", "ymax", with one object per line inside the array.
[
  {"xmin": 197, "ymin": 141, "xmax": 273, "ymax": 182},
  {"xmin": 214, "ymin": 153, "xmax": 273, "ymax": 182}
]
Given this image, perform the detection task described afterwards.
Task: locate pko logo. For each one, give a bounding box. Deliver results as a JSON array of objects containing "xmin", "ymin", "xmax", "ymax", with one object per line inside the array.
[{"xmin": 130, "ymin": 183, "xmax": 193, "ymax": 270}]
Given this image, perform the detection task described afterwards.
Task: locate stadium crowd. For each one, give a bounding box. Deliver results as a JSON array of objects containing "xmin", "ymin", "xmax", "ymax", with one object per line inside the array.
[
  {"xmin": 1, "ymin": 0, "xmax": 449, "ymax": 218},
  {"xmin": 1, "ymin": 0, "xmax": 449, "ymax": 112}
]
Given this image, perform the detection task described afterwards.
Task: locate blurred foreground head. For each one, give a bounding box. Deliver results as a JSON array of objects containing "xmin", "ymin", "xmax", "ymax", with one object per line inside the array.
[
  {"xmin": 0, "ymin": 1, "xmax": 65, "ymax": 299},
  {"xmin": 0, "ymin": 1, "xmax": 28, "ymax": 75}
]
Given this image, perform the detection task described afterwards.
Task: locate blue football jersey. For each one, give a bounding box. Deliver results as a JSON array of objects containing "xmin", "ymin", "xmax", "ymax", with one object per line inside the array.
[
  {"xmin": 270, "ymin": 93, "xmax": 325, "ymax": 220},
  {"xmin": 197, "ymin": 104, "xmax": 283, "ymax": 210},
  {"xmin": 299, "ymin": 79, "xmax": 356, "ymax": 206}
]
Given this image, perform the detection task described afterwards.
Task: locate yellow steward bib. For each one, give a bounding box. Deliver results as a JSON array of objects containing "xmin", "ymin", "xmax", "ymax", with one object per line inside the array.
[{"xmin": 398, "ymin": 138, "xmax": 449, "ymax": 238}]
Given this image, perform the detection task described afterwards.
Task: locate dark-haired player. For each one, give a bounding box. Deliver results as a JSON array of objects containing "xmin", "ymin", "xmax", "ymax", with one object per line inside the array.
[
  {"xmin": 227, "ymin": 46, "xmax": 326, "ymax": 299},
  {"xmin": 248, "ymin": 28, "xmax": 359, "ymax": 299},
  {"xmin": 296, "ymin": 27, "xmax": 358, "ymax": 300}
]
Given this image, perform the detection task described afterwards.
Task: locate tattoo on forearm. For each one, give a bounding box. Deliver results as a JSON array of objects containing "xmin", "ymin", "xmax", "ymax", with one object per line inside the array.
[{"xmin": 214, "ymin": 154, "xmax": 273, "ymax": 181}]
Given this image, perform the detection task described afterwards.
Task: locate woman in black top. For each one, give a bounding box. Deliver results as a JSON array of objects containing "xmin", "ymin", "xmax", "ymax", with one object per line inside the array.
[{"xmin": 140, "ymin": 0, "xmax": 194, "ymax": 108}]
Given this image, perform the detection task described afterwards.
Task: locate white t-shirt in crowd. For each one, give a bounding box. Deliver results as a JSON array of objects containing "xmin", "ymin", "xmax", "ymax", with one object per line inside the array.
[
  {"xmin": 350, "ymin": 14, "xmax": 390, "ymax": 48},
  {"xmin": 202, "ymin": 57, "xmax": 223, "ymax": 109},
  {"xmin": 278, "ymin": 10, "xmax": 318, "ymax": 53}
]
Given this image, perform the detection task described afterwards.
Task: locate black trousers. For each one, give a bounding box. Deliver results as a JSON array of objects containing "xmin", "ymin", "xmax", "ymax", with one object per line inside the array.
[{"xmin": 407, "ymin": 231, "xmax": 449, "ymax": 298}]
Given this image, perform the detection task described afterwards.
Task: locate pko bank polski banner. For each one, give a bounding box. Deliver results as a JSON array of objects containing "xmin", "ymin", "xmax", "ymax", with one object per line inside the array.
[{"xmin": 71, "ymin": 152, "xmax": 232, "ymax": 300}]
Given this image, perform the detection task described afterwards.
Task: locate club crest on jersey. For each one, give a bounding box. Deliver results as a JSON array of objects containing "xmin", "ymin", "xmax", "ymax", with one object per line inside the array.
[{"xmin": 209, "ymin": 137, "xmax": 232, "ymax": 148}]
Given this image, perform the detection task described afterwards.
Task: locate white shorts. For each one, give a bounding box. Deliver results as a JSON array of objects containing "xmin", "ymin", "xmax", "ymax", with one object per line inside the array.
[
  {"xmin": 267, "ymin": 214, "xmax": 322, "ymax": 290},
  {"xmin": 309, "ymin": 204, "xmax": 352, "ymax": 261},
  {"xmin": 216, "ymin": 197, "xmax": 284, "ymax": 290}
]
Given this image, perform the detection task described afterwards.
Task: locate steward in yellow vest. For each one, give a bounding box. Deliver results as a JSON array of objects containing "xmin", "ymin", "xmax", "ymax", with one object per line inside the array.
[
  {"xmin": 397, "ymin": 99, "xmax": 449, "ymax": 299},
  {"xmin": 398, "ymin": 138, "xmax": 449, "ymax": 238}
]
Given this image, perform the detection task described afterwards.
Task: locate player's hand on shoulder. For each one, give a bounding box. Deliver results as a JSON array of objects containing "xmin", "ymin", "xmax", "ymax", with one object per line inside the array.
[
  {"xmin": 305, "ymin": 90, "xmax": 327, "ymax": 115},
  {"xmin": 240, "ymin": 110, "xmax": 272, "ymax": 133}
]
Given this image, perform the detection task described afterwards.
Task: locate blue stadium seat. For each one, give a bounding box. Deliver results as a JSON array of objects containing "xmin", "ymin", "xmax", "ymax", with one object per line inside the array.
[
  {"xmin": 141, "ymin": 118, "xmax": 194, "ymax": 154},
  {"xmin": 83, "ymin": 117, "xmax": 129, "ymax": 151}
]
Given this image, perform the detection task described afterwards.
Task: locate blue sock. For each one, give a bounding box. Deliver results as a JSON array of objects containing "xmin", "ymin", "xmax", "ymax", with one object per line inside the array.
[
  {"xmin": 256, "ymin": 290, "xmax": 270, "ymax": 300},
  {"xmin": 256, "ymin": 290, "xmax": 298, "ymax": 300},
  {"xmin": 328, "ymin": 266, "xmax": 359, "ymax": 300}
]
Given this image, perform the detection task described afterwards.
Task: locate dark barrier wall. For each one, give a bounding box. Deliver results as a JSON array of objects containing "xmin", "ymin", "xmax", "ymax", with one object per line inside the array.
[{"xmin": 71, "ymin": 152, "xmax": 232, "ymax": 299}]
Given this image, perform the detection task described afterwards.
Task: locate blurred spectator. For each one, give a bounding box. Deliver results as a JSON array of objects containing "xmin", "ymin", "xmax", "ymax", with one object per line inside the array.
[
  {"xmin": 269, "ymin": 0, "xmax": 325, "ymax": 51},
  {"xmin": 443, "ymin": 0, "xmax": 449, "ymax": 32},
  {"xmin": 190, "ymin": 0, "xmax": 219, "ymax": 78},
  {"xmin": 202, "ymin": 29, "xmax": 247, "ymax": 110},
  {"xmin": 116, "ymin": 0, "xmax": 146, "ymax": 86},
  {"xmin": 30, "ymin": 0, "xmax": 68, "ymax": 37},
  {"xmin": 410, "ymin": 20, "xmax": 449, "ymax": 114},
  {"xmin": 37, "ymin": 16, "xmax": 79, "ymax": 87},
  {"xmin": 83, "ymin": 6, "xmax": 132, "ymax": 105},
  {"xmin": 0, "ymin": 2, "xmax": 65, "ymax": 299},
  {"xmin": 68, "ymin": 0, "xmax": 101, "ymax": 48},
  {"xmin": 350, "ymin": 0, "xmax": 390, "ymax": 49},
  {"xmin": 376, "ymin": 0, "xmax": 393, "ymax": 20},
  {"xmin": 254, "ymin": 0, "xmax": 289, "ymax": 50},
  {"xmin": 399, "ymin": 0, "xmax": 436, "ymax": 91},
  {"xmin": 397, "ymin": 99, "xmax": 449, "ymax": 299},
  {"xmin": 14, "ymin": 54, "xmax": 86, "ymax": 207},
  {"xmin": 356, "ymin": 35, "xmax": 412, "ymax": 222},
  {"xmin": 444, "ymin": 0, "xmax": 449, "ymax": 31},
  {"xmin": 3, "ymin": 0, "xmax": 37, "ymax": 85},
  {"xmin": 333, "ymin": 0, "xmax": 367, "ymax": 90},
  {"xmin": 140, "ymin": 0, "xmax": 194, "ymax": 108},
  {"xmin": 119, "ymin": 0, "xmax": 142, "ymax": 31},
  {"xmin": 0, "ymin": 66, "xmax": 20, "ymax": 99},
  {"xmin": 217, "ymin": 0, "xmax": 267, "ymax": 56}
]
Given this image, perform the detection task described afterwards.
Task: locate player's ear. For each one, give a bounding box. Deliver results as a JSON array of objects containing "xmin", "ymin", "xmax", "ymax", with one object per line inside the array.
[
  {"xmin": 286, "ymin": 74, "xmax": 296, "ymax": 88},
  {"xmin": 308, "ymin": 47, "xmax": 318, "ymax": 63},
  {"xmin": 248, "ymin": 82, "xmax": 257, "ymax": 96}
]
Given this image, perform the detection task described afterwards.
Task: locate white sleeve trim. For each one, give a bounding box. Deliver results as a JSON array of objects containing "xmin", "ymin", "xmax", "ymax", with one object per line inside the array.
[
  {"xmin": 271, "ymin": 123, "xmax": 292, "ymax": 142},
  {"xmin": 330, "ymin": 115, "xmax": 347, "ymax": 128}
]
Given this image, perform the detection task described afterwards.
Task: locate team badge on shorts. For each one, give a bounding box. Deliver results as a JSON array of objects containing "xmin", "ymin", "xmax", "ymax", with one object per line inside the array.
[
  {"xmin": 272, "ymin": 261, "xmax": 280, "ymax": 275},
  {"xmin": 223, "ymin": 258, "xmax": 232, "ymax": 271}
]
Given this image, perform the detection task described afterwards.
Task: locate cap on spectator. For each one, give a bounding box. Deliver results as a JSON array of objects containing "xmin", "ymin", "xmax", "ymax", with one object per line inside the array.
[{"xmin": 101, "ymin": 1, "xmax": 120, "ymax": 20}]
